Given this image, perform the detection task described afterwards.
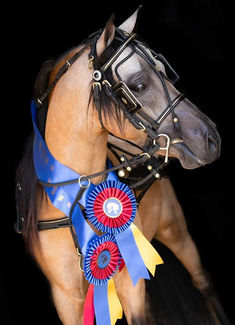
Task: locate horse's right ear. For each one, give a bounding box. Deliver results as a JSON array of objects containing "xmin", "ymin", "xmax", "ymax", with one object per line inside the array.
[{"xmin": 96, "ymin": 15, "xmax": 116, "ymax": 57}]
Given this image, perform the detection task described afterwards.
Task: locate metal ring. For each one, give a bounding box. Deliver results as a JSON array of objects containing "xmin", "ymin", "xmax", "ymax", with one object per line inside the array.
[
  {"xmin": 93, "ymin": 70, "xmax": 102, "ymax": 81},
  {"xmin": 78, "ymin": 176, "xmax": 91, "ymax": 189}
]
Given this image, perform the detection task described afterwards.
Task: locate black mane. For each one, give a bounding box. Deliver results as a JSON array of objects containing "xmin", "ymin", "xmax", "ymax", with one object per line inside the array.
[{"xmin": 15, "ymin": 58, "xmax": 56, "ymax": 250}]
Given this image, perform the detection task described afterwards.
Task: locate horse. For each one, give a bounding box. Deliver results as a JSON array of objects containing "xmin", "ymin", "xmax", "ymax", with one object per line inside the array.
[{"xmin": 16, "ymin": 8, "xmax": 223, "ymax": 325}]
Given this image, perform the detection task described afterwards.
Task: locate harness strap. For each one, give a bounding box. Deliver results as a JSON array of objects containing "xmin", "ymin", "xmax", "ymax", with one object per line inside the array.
[
  {"xmin": 37, "ymin": 216, "xmax": 83, "ymax": 268},
  {"xmin": 37, "ymin": 216, "xmax": 72, "ymax": 230}
]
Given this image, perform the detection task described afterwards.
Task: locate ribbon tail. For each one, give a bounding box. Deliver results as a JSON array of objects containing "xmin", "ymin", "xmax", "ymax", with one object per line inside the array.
[
  {"xmin": 108, "ymin": 278, "xmax": 123, "ymax": 325},
  {"xmin": 115, "ymin": 228, "xmax": 150, "ymax": 286},
  {"xmin": 94, "ymin": 283, "xmax": 111, "ymax": 325},
  {"xmin": 130, "ymin": 224, "xmax": 163, "ymax": 276},
  {"xmin": 83, "ymin": 284, "xmax": 95, "ymax": 325}
]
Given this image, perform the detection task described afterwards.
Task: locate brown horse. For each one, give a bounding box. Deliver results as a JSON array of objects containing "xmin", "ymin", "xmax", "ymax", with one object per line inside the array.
[{"xmin": 16, "ymin": 9, "xmax": 223, "ymax": 325}]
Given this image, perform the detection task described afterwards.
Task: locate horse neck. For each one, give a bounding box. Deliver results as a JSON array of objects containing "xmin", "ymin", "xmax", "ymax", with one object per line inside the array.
[
  {"xmin": 44, "ymin": 55, "xmax": 108, "ymax": 184},
  {"xmin": 45, "ymin": 105, "xmax": 108, "ymax": 184}
]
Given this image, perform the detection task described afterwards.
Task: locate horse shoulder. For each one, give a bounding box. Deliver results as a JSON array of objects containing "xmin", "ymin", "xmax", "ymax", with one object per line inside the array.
[{"xmin": 33, "ymin": 192, "xmax": 86, "ymax": 300}]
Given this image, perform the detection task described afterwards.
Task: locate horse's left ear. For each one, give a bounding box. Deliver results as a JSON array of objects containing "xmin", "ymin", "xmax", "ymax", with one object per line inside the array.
[
  {"xmin": 96, "ymin": 15, "xmax": 116, "ymax": 57},
  {"xmin": 118, "ymin": 5, "xmax": 142, "ymax": 34}
]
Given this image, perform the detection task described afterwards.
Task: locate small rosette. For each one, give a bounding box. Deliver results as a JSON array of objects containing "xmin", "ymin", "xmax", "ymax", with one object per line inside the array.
[
  {"xmin": 86, "ymin": 180, "xmax": 137, "ymax": 234},
  {"xmin": 83, "ymin": 234, "xmax": 122, "ymax": 286}
]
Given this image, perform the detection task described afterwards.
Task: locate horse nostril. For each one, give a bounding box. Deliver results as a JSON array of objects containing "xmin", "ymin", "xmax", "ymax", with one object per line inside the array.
[{"xmin": 207, "ymin": 133, "xmax": 217, "ymax": 154}]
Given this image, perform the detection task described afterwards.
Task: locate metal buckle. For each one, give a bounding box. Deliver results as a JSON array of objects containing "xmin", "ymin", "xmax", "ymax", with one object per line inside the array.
[{"xmin": 113, "ymin": 81, "xmax": 142, "ymax": 113}]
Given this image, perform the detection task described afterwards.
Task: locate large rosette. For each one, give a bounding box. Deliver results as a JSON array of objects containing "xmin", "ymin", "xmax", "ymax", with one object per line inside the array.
[
  {"xmin": 83, "ymin": 234, "xmax": 122, "ymax": 286},
  {"xmin": 86, "ymin": 180, "xmax": 137, "ymax": 234}
]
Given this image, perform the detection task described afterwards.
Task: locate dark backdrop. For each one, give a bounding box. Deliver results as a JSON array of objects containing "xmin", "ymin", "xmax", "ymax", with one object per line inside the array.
[{"xmin": 5, "ymin": 1, "xmax": 234, "ymax": 324}]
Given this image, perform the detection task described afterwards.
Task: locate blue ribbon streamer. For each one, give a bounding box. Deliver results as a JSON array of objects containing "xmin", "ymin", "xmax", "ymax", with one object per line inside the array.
[
  {"xmin": 94, "ymin": 283, "xmax": 111, "ymax": 325},
  {"xmin": 115, "ymin": 228, "xmax": 150, "ymax": 286}
]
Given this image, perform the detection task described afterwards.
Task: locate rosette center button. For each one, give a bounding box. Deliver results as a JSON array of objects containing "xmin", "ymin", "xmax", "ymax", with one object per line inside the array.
[{"xmin": 103, "ymin": 198, "xmax": 123, "ymax": 218}]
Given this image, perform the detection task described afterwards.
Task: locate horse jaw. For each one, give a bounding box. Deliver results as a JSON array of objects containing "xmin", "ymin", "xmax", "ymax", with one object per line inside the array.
[{"xmin": 118, "ymin": 6, "xmax": 142, "ymax": 33}]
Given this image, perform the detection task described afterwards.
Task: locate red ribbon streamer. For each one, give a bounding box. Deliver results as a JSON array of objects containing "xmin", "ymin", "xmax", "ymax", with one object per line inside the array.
[{"xmin": 83, "ymin": 284, "xmax": 95, "ymax": 325}]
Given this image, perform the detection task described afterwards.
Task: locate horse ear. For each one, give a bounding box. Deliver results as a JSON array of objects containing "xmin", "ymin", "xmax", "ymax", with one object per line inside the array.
[
  {"xmin": 118, "ymin": 5, "xmax": 142, "ymax": 34},
  {"xmin": 96, "ymin": 15, "xmax": 116, "ymax": 57}
]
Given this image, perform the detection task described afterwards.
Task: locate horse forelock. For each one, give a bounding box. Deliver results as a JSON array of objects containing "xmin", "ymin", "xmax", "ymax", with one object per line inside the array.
[{"xmin": 91, "ymin": 37, "xmax": 127, "ymax": 131}]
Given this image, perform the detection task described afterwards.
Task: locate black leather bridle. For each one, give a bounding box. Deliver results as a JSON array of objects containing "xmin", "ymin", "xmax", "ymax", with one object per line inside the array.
[
  {"xmin": 86, "ymin": 28, "xmax": 186, "ymax": 194},
  {"xmin": 90, "ymin": 28, "xmax": 185, "ymax": 143},
  {"xmin": 35, "ymin": 27, "xmax": 185, "ymax": 198}
]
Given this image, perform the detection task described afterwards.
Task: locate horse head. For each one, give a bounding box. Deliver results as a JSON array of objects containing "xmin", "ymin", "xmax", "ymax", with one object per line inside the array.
[
  {"xmin": 95, "ymin": 9, "xmax": 221, "ymax": 170},
  {"xmin": 43, "ymin": 8, "xmax": 221, "ymax": 179}
]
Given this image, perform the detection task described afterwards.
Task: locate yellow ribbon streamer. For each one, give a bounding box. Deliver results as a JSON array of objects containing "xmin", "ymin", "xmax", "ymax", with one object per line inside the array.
[
  {"xmin": 108, "ymin": 278, "xmax": 123, "ymax": 325},
  {"xmin": 130, "ymin": 224, "xmax": 164, "ymax": 276},
  {"xmin": 107, "ymin": 225, "xmax": 163, "ymax": 324}
]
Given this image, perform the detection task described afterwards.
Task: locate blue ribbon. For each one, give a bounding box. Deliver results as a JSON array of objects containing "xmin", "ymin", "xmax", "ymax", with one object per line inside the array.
[
  {"xmin": 115, "ymin": 228, "xmax": 150, "ymax": 286},
  {"xmin": 71, "ymin": 204, "xmax": 96, "ymax": 255},
  {"xmin": 94, "ymin": 284, "xmax": 111, "ymax": 325}
]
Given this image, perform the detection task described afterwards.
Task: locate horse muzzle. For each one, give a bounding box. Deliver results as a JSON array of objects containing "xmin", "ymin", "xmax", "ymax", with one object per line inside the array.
[{"xmin": 169, "ymin": 124, "xmax": 221, "ymax": 169}]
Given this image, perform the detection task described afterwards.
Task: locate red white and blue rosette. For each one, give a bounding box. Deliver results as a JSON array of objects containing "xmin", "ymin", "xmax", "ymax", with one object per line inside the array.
[
  {"xmin": 85, "ymin": 180, "xmax": 137, "ymax": 234},
  {"xmin": 83, "ymin": 234, "xmax": 122, "ymax": 286}
]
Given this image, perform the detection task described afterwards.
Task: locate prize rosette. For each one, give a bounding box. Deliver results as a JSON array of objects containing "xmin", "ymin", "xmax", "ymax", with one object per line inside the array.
[
  {"xmin": 83, "ymin": 234, "xmax": 122, "ymax": 286},
  {"xmin": 83, "ymin": 234, "xmax": 123, "ymax": 325},
  {"xmin": 86, "ymin": 180, "xmax": 137, "ymax": 234}
]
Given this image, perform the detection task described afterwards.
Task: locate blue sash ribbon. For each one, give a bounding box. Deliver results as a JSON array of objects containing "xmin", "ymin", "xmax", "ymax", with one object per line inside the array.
[{"xmin": 31, "ymin": 100, "xmax": 153, "ymax": 324}]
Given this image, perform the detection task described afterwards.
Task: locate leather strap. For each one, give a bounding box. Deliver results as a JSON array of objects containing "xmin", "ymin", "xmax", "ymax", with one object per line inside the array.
[
  {"xmin": 38, "ymin": 215, "xmax": 83, "ymax": 261},
  {"xmin": 38, "ymin": 216, "xmax": 72, "ymax": 230}
]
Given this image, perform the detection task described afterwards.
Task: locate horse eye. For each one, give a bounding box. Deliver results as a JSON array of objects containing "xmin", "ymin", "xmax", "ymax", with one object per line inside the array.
[{"xmin": 132, "ymin": 83, "xmax": 146, "ymax": 93}]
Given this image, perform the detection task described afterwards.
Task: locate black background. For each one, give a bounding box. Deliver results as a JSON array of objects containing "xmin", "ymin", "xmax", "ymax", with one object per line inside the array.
[{"xmin": 5, "ymin": 0, "xmax": 234, "ymax": 324}]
